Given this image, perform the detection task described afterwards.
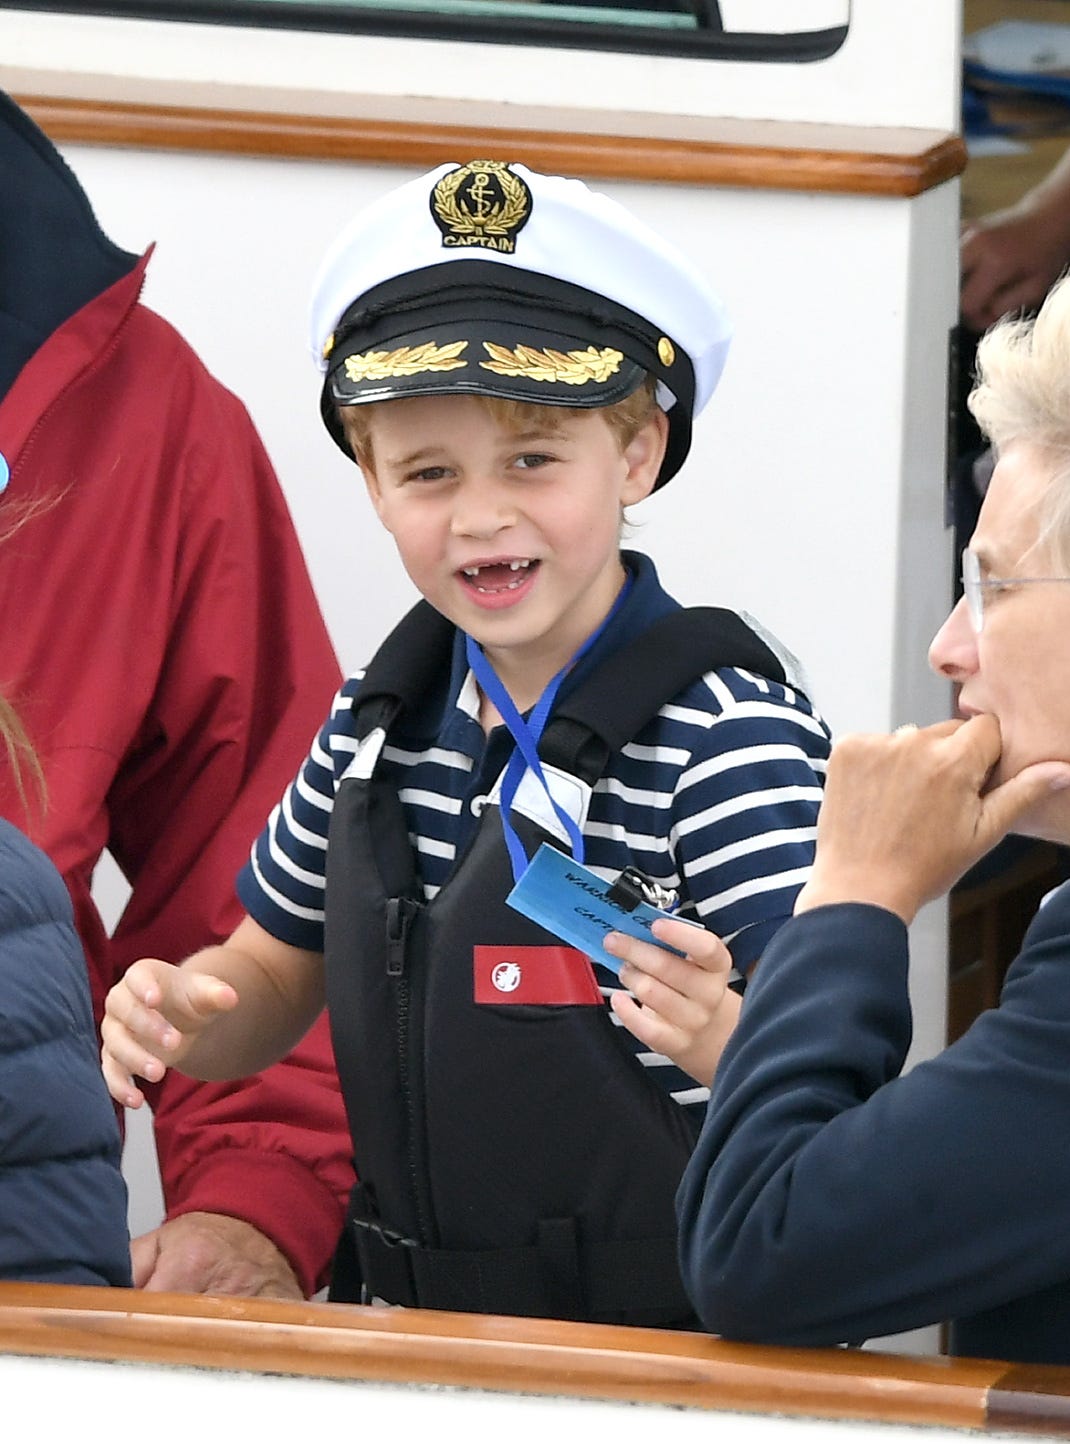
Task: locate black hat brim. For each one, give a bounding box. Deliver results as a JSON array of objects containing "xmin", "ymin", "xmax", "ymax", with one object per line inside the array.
[{"xmin": 320, "ymin": 261, "xmax": 694, "ymax": 489}]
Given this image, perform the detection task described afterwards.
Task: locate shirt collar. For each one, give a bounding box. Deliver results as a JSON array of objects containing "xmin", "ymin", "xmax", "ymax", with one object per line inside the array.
[{"xmin": 398, "ymin": 549, "xmax": 677, "ymax": 743}]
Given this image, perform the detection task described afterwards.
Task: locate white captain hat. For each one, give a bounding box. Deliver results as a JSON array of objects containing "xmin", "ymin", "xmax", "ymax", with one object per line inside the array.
[{"xmin": 311, "ymin": 159, "xmax": 732, "ymax": 489}]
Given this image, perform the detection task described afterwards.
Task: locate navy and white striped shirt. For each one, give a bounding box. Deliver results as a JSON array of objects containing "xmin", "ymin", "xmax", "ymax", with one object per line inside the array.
[{"xmin": 238, "ymin": 552, "xmax": 830, "ymax": 1118}]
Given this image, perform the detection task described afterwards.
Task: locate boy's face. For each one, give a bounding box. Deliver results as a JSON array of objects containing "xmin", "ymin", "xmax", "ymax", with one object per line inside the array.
[{"xmin": 360, "ymin": 393, "xmax": 666, "ymax": 702}]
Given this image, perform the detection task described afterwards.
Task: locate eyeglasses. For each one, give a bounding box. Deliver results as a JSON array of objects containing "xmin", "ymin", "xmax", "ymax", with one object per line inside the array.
[{"xmin": 961, "ymin": 546, "xmax": 1070, "ymax": 631}]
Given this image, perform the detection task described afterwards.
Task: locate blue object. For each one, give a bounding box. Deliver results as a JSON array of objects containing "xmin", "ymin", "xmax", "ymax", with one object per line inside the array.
[
  {"xmin": 0, "ymin": 817, "xmax": 131, "ymax": 1287},
  {"xmin": 962, "ymin": 83, "xmax": 1010, "ymax": 139},
  {"xmin": 466, "ymin": 635, "xmax": 584, "ymax": 880},
  {"xmin": 0, "ymin": 452, "xmax": 9, "ymax": 493},
  {"xmin": 962, "ymin": 58, "xmax": 1070, "ymax": 139},
  {"xmin": 506, "ymin": 841, "xmax": 702, "ymax": 976},
  {"xmin": 464, "ymin": 570, "xmax": 633, "ymax": 883}
]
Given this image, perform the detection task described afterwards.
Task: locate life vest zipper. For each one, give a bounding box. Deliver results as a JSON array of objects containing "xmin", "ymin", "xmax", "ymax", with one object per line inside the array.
[{"xmin": 386, "ymin": 894, "xmax": 435, "ymax": 1245}]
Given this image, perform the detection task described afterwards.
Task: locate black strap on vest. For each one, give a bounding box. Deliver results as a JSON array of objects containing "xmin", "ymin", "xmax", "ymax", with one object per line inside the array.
[
  {"xmin": 343, "ymin": 1184, "xmax": 686, "ymax": 1322},
  {"xmin": 352, "ymin": 600, "xmax": 454, "ymax": 738},
  {"xmin": 541, "ymin": 605, "xmax": 788, "ymax": 784},
  {"xmin": 350, "ymin": 597, "xmax": 792, "ymax": 763}
]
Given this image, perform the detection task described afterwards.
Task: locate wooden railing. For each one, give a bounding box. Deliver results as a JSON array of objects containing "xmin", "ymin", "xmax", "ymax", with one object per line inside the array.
[
  {"xmin": 18, "ymin": 95, "xmax": 966, "ymax": 198},
  {"xmin": 0, "ymin": 1283, "xmax": 1068, "ymax": 1433}
]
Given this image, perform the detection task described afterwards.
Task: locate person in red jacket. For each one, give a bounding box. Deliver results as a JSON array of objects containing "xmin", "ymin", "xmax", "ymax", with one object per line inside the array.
[{"xmin": 0, "ymin": 90, "xmax": 353, "ymax": 1297}]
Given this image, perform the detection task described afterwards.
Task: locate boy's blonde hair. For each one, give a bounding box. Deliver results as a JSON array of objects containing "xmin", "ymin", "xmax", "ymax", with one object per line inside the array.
[{"xmin": 340, "ymin": 376, "xmax": 659, "ymax": 474}]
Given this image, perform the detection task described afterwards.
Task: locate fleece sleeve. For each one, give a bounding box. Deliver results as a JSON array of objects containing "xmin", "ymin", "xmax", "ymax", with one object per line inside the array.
[{"xmin": 677, "ymin": 886, "xmax": 1070, "ymax": 1349}]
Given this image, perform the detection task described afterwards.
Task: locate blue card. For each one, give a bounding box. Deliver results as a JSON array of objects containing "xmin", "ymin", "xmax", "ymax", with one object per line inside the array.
[{"xmin": 505, "ymin": 842, "xmax": 703, "ymax": 977}]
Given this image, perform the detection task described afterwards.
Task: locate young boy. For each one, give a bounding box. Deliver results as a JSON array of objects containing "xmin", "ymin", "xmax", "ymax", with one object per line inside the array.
[{"xmin": 103, "ymin": 161, "xmax": 830, "ymax": 1327}]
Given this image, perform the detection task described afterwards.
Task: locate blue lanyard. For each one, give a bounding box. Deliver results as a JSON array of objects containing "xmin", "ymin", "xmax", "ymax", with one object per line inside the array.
[{"xmin": 464, "ymin": 572, "xmax": 633, "ymax": 883}]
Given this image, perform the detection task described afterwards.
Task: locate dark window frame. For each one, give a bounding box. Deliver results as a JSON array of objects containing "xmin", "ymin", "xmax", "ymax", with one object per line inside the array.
[{"xmin": 3, "ymin": 0, "xmax": 849, "ymax": 64}]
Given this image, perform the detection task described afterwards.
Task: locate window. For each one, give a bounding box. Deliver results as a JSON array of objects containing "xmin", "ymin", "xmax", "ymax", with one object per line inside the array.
[{"xmin": 5, "ymin": 0, "xmax": 850, "ymax": 62}]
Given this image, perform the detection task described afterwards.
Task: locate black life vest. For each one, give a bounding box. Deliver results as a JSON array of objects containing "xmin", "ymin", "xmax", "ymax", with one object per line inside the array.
[{"xmin": 325, "ymin": 598, "xmax": 794, "ymax": 1325}]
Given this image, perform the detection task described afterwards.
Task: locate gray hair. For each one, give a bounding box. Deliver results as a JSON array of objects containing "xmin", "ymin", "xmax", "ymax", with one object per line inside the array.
[{"xmin": 969, "ymin": 272, "xmax": 1070, "ymax": 572}]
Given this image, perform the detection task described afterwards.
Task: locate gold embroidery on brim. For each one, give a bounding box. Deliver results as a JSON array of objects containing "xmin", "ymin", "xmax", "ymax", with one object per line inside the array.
[
  {"xmin": 343, "ymin": 340, "xmax": 469, "ymax": 382},
  {"xmin": 479, "ymin": 344, "xmax": 623, "ymax": 386}
]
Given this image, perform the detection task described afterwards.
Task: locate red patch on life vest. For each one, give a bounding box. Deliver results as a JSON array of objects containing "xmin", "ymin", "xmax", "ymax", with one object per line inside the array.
[{"xmin": 473, "ymin": 945, "xmax": 603, "ymax": 1005}]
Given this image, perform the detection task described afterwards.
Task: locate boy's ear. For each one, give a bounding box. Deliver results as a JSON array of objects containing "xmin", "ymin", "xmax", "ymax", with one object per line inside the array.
[{"xmin": 621, "ymin": 409, "xmax": 669, "ymax": 505}]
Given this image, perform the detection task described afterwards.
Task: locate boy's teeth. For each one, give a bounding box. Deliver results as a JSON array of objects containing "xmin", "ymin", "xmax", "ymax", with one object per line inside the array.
[
  {"xmin": 462, "ymin": 559, "xmax": 535, "ymax": 592},
  {"xmin": 463, "ymin": 560, "xmax": 531, "ymax": 577}
]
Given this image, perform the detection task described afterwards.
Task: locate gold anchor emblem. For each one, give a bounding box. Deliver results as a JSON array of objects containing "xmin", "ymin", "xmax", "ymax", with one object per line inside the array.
[
  {"xmin": 466, "ymin": 170, "xmax": 495, "ymax": 224},
  {"xmin": 431, "ymin": 161, "xmax": 533, "ymax": 254}
]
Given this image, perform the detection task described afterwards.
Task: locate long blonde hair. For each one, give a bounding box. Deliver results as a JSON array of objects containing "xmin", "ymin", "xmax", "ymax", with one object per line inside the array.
[
  {"xmin": 0, "ymin": 495, "xmax": 58, "ymax": 815},
  {"xmin": 0, "ymin": 696, "xmax": 45, "ymax": 812}
]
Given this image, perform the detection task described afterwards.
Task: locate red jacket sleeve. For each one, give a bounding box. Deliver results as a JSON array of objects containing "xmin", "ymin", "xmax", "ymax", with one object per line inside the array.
[
  {"xmin": 108, "ymin": 315, "xmax": 354, "ymax": 1295},
  {"xmin": 0, "ymin": 291, "xmax": 353, "ymax": 1295}
]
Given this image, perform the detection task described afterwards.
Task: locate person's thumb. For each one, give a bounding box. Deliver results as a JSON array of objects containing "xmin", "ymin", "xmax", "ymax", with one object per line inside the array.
[
  {"xmin": 979, "ymin": 762, "xmax": 1070, "ymax": 844},
  {"xmin": 177, "ymin": 972, "xmax": 238, "ymax": 1024}
]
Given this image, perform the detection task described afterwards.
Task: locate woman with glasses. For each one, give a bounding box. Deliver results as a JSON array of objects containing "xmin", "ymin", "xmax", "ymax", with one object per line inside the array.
[{"xmin": 676, "ymin": 273, "xmax": 1070, "ymax": 1364}]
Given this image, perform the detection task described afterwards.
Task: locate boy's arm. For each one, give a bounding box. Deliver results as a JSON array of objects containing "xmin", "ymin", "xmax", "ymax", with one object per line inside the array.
[{"xmin": 102, "ymin": 916, "xmax": 325, "ymax": 1107}]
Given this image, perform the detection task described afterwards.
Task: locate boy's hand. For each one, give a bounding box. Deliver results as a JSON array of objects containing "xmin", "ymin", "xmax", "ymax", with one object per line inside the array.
[
  {"xmin": 605, "ymin": 918, "xmax": 738, "ymax": 1087},
  {"xmin": 101, "ymin": 958, "xmax": 238, "ymax": 1108}
]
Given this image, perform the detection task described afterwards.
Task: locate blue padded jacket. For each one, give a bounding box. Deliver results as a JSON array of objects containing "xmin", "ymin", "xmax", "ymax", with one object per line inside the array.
[{"xmin": 0, "ymin": 816, "xmax": 131, "ymax": 1286}]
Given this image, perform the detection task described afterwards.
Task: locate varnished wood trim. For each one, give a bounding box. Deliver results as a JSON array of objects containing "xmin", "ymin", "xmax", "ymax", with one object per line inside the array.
[
  {"xmin": 987, "ymin": 1366, "xmax": 1070, "ymax": 1435},
  {"xmin": 16, "ymin": 95, "xmax": 966, "ymax": 198},
  {"xmin": 0, "ymin": 1282, "xmax": 1025, "ymax": 1429}
]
